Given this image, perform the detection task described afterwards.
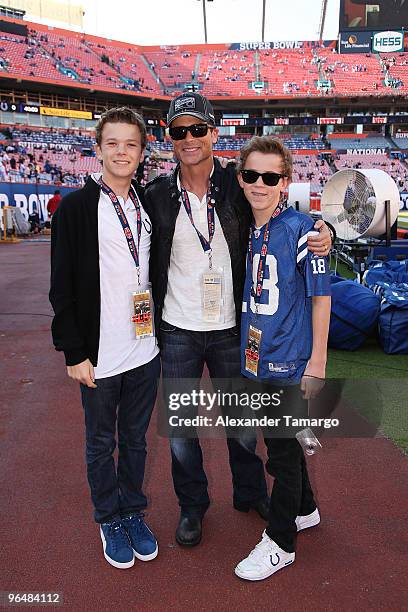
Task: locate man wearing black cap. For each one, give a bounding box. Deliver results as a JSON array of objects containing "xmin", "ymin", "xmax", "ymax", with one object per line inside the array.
[{"xmin": 144, "ymin": 92, "xmax": 331, "ymax": 547}]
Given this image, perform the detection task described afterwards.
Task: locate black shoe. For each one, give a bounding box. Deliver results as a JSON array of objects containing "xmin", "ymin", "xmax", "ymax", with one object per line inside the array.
[
  {"xmin": 175, "ymin": 515, "xmax": 202, "ymax": 547},
  {"xmin": 234, "ymin": 497, "xmax": 270, "ymax": 521}
]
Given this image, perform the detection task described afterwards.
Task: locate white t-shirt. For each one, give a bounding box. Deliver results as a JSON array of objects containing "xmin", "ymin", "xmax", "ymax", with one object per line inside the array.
[
  {"xmin": 92, "ymin": 174, "xmax": 159, "ymax": 379},
  {"xmin": 162, "ymin": 172, "xmax": 236, "ymax": 331}
]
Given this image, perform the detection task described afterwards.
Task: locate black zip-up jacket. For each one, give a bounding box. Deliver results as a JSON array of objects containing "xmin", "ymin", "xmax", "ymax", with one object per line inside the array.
[
  {"xmin": 49, "ymin": 176, "xmax": 146, "ymax": 366},
  {"xmin": 143, "ymin": 157, "xmax": 252, "ymax": 337}
]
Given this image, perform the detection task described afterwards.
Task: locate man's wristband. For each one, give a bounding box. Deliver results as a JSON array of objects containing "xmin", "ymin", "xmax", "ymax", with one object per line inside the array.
[{"xmin": 326, "ymin": 222, "xmax": 336, "ymax": 245}]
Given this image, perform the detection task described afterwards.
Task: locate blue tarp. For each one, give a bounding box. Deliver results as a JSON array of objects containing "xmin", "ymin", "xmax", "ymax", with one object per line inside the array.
[
  {"xmin": 329, "ymin": 275, "xmax": 381, "ymax": 351},
  {"xmin": 365, "ymin": 260, "xmax": 408, "ymax": 354}
]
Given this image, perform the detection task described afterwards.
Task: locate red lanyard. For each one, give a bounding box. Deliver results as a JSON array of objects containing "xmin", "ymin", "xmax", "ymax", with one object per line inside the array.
[
  {"xmin": 248, "ymin": 200, "xmax": 286, "ymax": 303},
  {"xmin": 180, "ymin": 187, "xmax": 215, "ymax": 269},
  {"xmin": 98, "ymin": 178, "xmax": 142, "ymax": 284}
]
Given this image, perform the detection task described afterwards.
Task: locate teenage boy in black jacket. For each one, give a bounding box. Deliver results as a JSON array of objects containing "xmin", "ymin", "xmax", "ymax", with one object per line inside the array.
[
  {"xmin": 50, "ymin": 108, "xmax": 160, "ymax": 570},
  {"xmin": 144, "ymin": 93, "xmax": 332, "ymax": 547}
]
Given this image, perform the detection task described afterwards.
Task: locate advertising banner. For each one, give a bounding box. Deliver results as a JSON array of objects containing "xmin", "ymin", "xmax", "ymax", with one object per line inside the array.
[
  {"xmin": 345, "ymin": 148, "xmax": 388, "ymax": 154},
  {"xmin": 318, "ymin": 117, "xmax": 344, "ymax": 125},
  {"xmin": 339, "ymin": 30, "xmax": 372, "ymax": 53},
  {"xmin": 229, "ymin": 40, "xmax": 335, "ymax": 51},
  {"xmin": 40, "ymin": 107, "xmax": 92, "ymax": 120},
  {"xmin": 220, "ymin": 118, "xmax": 246, "ymax": 126},
  {"xmin": 0, "ymin": 183, "xmax": 77, "ymax": 223},
  {"xmin": 372, "ymin": 30, "xmax": 404, "ymax": 52}
]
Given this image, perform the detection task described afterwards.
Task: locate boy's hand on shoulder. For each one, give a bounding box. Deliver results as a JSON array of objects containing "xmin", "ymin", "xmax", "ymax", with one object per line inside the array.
[
  {"xmin": 301, "ymin": 360, "xmax": 326, "ymax": 400},
  {"xmin": 307, "ymin": 220, "xmax": 331, "ymax": 257},
  {"xmin": 67, "ymin": 359, "xmax": 97, "ymax": 388}
]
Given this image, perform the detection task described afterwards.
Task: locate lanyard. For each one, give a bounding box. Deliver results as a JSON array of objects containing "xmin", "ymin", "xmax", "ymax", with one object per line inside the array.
[
  {"xmin": 98, "ymin": 178, "xmax": 143, "ymax": 284},
  {"xmin": 248, "ymin": 200, "xmax": 286, "ymax": 309},
  {"xmin": 180, "ymin": 187, "xmax": 215, "ymax": 270}
]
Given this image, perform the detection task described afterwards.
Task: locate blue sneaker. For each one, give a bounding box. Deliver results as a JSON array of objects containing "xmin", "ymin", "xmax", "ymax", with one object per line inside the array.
[
  {"xmin": 122, "ymin": 513, "xmax": 158, "ymax": 561},
  {"xmin": 100, "ymin": 521, "xmax": 134, "ymax": 569}
]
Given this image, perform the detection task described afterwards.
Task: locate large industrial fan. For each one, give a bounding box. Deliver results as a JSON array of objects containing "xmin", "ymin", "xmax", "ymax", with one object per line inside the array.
[{"xmin": 320, "ymin": 169, "xmax": 400, "ymax": 241}]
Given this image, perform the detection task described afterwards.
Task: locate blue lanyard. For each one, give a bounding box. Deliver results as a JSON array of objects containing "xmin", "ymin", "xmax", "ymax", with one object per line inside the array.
[
  {"xmin": 180, "ymin": 187, "xmax": 215, "ymax": 269},
  {"xmin": 98, "ymin": 178, "xmax": 143, "ymax": 284},
  {"xmin": 248, "ymin": 200, "xmax": 286, "ymax": 304}
]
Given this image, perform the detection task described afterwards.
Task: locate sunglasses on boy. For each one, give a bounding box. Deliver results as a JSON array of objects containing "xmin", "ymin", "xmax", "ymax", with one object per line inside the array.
[
  {"xmin": 169, "ymin": 123, "xmax": 213, "ymax": 141},
  {"xmin": 240, "ymin": 169, "xmax": 287, "ymax": 187}
]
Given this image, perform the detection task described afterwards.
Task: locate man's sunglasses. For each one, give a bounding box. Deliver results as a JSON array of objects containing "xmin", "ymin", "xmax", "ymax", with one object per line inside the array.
[
  {"xmin": 240, "ymin": 169, "xmax": 286, "ymax": 187},
  {"xmin": 169, "ymin": 123, "xmax": 212, "ymax": 141}
]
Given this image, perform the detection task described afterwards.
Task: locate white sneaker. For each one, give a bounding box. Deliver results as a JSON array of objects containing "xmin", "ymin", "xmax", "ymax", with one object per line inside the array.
[
  {"xmin": 235, "ymin": 531, "xmax": 295, "ymax": 581},
  {"xmin": 295, "ymin": 508, "xmax": 320, "ymax": 532}
]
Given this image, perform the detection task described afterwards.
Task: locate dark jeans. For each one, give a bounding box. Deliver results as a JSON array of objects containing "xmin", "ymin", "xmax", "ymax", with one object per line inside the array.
[
  {"xmin": 264, "ymin": 438, "xmax": 316, "ymax": 552},
  {"xmin": 260, "ymin": 384, "xmax": 317, "ymax": 553},
  {"xmin": 160, "ymin": 321, "xmax": 267, "ymax": 518},
  {"xmin": 80, "ymin": 354, "xmax": 160, "ymax": 524}
]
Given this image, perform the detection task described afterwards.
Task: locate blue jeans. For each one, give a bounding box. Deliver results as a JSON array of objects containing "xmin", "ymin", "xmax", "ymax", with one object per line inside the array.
[
  {"xmin": 80, "ymin": 355, "xmax": 160, "ymax": 524},
  {"xmin": 160, "ymin": 322, "xmax": 267, "ymax": 518}
]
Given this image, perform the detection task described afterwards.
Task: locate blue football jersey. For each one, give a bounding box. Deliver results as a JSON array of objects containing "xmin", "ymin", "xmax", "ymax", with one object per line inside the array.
[{"xmin": 241, "ymin": 207, "xmax": 331, "ymax": 384}]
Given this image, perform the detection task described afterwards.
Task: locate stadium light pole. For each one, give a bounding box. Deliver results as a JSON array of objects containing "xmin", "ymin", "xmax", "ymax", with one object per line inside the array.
[
  {"xmin": 197, "ymin": 0, "xmax": 214, "ymax": 44},
  {"xmin": 262, "ymin": 0, "xmax": 266, "ymax": 42}
]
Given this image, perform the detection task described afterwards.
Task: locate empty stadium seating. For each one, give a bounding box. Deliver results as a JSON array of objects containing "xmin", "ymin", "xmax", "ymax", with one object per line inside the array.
[
  {"xmin": 327, "ymin": 135, "xmax": 391, "ymax": 150},
  {"xmin": 334, "ymin": 154, "xmax": 408, "ymax": 191},
  {"xmin": 1, "ymin": 20, "xmax": 407, "ymax": 98},
  {"xmin": 42, "ymin": 31, "xmax": 128, "ymax": 89},
  {"xmin": 0, "ymin": 32, "xmax": 68, "ymax": 81},
  {"xmin": 392, "ymin": 135, "xmax": 408, "ymax": 149},
  {"xmin": 144, "ymin": 158, "xmax": 176, "ymax": 181},
  {"xmin": 11, "ymin": 126, "xmax": 94, "ymax": 148},
  {"xmin": 198, "ymin": 50, "xmax": 257, "ymax": 96},
  {"xmin": 152, "ymin": 134, "xmax": 326, "ymax": 152},
  {"xmin": 284, "ymin": 136, "xmax": 325, "ymax": 150},
  {"xmin": 149, "ymin": 134, "xmax": 333, "ymax": 191},
  {"xmin": 88, "ymin": 41, "xmax": 159, "ymax": 93},
  {"xmin": 1, "ymin": 124, "xmax": 98, "ymax": 186},
  {"xmin": 314, "ymin": 48, "xmax": 394, "ymax": 96},
  {"xmin": 143, "ymin": 48, "xmax": 197, "ymax": 91},
  {"xmin": 292, "ymin": 154, "xmax": 332, "ymax": 192},
  {"xmin": 379, "ymin": 53, "xmax": 407, "ymax": 93},
  {"xmin": 3, "ymin": 123, "xmax": 408, "ymax": 191},
  {"xmin": 258, "ymin": 48, "xmax": 319, "ymax": 97}
]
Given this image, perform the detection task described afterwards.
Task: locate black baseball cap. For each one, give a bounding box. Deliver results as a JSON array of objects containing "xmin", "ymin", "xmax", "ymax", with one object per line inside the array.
[{"xmin": 167, "ymin": 92, "xmax": 215, "ymax": 127}]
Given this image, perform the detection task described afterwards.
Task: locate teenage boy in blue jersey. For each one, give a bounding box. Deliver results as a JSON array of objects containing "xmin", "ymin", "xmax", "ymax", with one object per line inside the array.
[{"xmin": 234, "ymin": 136, "xmax": 331, "ymax": 581}]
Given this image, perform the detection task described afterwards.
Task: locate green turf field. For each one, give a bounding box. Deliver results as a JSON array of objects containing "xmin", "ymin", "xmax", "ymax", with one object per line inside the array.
[
  {"xmin": 399, "ymin": 211, "xmax": 408, "ymax": 230},
  {"xmin": 327, "ymin": 260, "xmax": 408, "ymax": 452}
]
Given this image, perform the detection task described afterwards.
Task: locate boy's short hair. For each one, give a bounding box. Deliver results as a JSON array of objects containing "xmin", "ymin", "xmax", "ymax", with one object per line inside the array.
[
  {"xmin": 237, "ymin": 136, "xmax": 293, "ymax": 181},
  {"xmin": 95, "ymin": 107, "xmax": 147, "ymax": 149}
]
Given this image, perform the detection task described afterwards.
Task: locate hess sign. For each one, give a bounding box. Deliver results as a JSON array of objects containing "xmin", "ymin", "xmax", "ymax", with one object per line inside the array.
[{"xmin": 372, "ymin": 31, "xmax": 404, "ymax": 53}]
